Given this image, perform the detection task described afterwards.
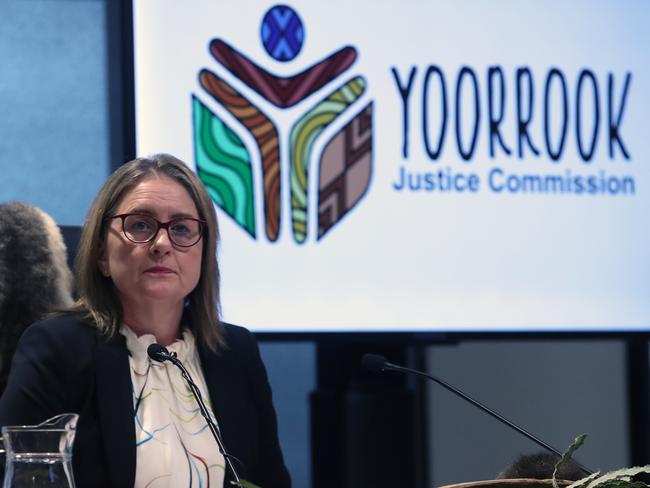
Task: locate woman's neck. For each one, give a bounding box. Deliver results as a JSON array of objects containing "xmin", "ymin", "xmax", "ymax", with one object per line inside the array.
[{"xmin": 121, "ymin": 298, "xmax": 184, "ymax": 346}]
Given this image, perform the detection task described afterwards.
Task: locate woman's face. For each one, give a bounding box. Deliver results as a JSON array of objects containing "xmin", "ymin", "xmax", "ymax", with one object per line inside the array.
[{"xmin": 98, "ymin": 176, "xmax": 204, "ymax": 312}]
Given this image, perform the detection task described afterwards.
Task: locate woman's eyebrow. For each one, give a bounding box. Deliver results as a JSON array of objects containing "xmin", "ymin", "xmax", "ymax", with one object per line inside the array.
[{"xmin": 127, "ymin": 207, "xmax": 197, "ymax": 219}]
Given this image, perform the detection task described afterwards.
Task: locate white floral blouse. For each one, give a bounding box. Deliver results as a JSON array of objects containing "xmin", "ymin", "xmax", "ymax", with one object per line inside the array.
[{"xmin": 120, "ymin": 325, "xmax": 226, "ymax": 488}]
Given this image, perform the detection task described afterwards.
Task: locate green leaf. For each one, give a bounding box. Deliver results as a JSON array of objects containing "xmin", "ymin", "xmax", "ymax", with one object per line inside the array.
[
  {"xmin": 567, "ymin": 472, "xmax": 601, "ymax": 488},
  {"xmin": 595, "ymin": 481, "xmax": 647, "ymax": 488},
  {"xmin": 230, "ymin": 480, "xmax": 262, "ymax": 488},
  {"xmin": 585, "ymin": 465, "xmax": 650, "ymax": 488},
  {"xmin": 553, "ymin": 434, "xmax": 589, "ymax": 488},
  {"xmin": 566, "ymin": 464, "xmax": 650, "ymax": 488},
  {"xmin": 554, "ymin": 434, "xmax": 650, "ymax": 488}
]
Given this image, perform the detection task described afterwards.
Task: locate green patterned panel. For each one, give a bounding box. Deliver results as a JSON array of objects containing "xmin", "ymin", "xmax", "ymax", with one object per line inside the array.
[
  {"xmin": 289, "ymin": 77, "xmax": 366, "ymax": 244},
  {"xmin": 192, "ymin": 95, "xmax": 256, "ymax": 238}
]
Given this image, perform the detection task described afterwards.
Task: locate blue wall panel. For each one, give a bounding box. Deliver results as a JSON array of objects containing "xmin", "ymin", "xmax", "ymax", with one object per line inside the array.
[
  {"xmin": 260, "ymin": 342, "xmax": 315, "ymax": 488},
  {"xmin": 0, "ymin": 0, "xmax": 109, "ymax": 224}
]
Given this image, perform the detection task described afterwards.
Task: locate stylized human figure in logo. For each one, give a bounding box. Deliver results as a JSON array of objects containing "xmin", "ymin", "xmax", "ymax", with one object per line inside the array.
[{"xmin": 193, "ymin": 5, "xmax": 373, "ymax": 244}]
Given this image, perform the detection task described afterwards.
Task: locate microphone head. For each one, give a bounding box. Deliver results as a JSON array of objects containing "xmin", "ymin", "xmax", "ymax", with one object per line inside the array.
[
  {"xmin": 362, "ymin": 353, "xmax": 388, "ymax": 372},
  {"xmin": 147, "ymin": 343, "xmax": 170, "ymax": 362}
]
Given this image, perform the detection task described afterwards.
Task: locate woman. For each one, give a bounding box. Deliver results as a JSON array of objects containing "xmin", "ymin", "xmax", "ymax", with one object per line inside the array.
[{"xmin": 0, "ymin": 154, "xmax": 290, "ymax": 488}]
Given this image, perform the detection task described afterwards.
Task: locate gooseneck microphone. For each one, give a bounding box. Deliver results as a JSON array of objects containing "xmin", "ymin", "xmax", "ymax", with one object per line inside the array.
[
  {"xmin": 147, "ymin": 343, "xmax": 242, "ymax": 484},
  {"xmin": 146, "ymin": 343, "xmax": 171, "ymax": 363},
  {"xmin": 362, "ymin": 353, "xmax": 593, "ymax": 476}
]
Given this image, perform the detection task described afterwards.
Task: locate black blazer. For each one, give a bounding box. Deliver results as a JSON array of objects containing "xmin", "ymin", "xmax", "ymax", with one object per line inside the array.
[{"xmin": 0, "ymin": 315, "xmax": 291, "ymax": 488}]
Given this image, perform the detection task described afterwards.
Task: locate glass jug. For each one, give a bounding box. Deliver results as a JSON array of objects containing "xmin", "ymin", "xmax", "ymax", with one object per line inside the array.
[{"xmin": 1, "ymin": 413, "xmax": 78, "ymax": 488}]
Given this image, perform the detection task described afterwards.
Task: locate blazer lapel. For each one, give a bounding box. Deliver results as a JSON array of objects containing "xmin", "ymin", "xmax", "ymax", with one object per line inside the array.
[
  {"xmin": 199, "ymin": 345, "xmax": 238, "ymax": 484},
  {"xmin": 94, "ymin": 334, "xmax": 136, "ymax": 488}
]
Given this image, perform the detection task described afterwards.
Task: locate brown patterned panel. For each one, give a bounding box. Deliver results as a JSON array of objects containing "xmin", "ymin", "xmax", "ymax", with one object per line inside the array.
[
  {"xmin": 210, "ymin": 39, "xmax": 357, "ymax": 108},
  {"xmin": 318, "ymin": 103, "xmax": 373, "ymax": 239},
  {"xmin": 199, "ymin": 69, "xmax": 281, "ymax": 241}
]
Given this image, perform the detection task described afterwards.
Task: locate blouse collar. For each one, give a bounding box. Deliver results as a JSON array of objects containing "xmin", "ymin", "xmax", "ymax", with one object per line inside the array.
[{"xmin": 119, "ymin": 324, "xmax": 198, "ymax": 365}]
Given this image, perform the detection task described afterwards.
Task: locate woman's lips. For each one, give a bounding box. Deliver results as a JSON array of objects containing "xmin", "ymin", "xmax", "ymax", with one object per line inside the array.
[{"xmin": 144, "ymin": 266, "xmax": 175, "ymax": 274}]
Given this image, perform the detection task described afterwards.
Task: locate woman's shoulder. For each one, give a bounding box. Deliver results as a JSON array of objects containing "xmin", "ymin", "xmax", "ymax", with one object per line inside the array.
[
  {"xmin": 222, "ymin": 322, "xmax": 254, "ymax": 338},
  {"xmin": 21, "ymin": 312, "xmax": 100, "ymax": 347},
  {"xmin": 221, "ymin": 322, "xmax": 259, "ymax": 351}
]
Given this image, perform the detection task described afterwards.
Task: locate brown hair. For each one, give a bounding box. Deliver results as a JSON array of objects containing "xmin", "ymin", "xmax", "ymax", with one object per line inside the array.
[{"xmin": 72, "ymin": 154, "xmax": 224, "ymax": 350}]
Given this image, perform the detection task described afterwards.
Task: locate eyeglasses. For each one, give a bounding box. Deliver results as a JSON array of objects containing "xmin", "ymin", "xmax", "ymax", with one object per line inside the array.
[{"xmin": 110, "ymin": 213, "xmax": 206, "ymax": 247}]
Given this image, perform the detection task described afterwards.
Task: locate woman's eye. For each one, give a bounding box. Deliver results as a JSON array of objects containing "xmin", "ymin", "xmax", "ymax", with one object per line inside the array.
[
  {"xmin": 127, "ymin": 218, "xmax": 154, "ymax": 232},
  {"xmin": 171, "ymin": 222, "xmax": 191, "ymax": 235}
]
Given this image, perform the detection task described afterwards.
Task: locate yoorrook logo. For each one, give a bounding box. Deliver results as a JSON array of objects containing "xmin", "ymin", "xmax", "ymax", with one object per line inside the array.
[{"xmin": 192, "ymin": 4, "xmax": 373, "ymax": 244}]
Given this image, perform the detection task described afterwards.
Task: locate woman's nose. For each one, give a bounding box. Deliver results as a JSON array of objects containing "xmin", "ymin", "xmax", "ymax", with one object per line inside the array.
[{"xmin": 149, "ymin": 227, "xmax": 173, "ymax": 252}]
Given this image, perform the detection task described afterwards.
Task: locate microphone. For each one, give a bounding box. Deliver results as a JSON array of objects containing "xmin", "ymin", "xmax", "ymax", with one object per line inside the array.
[
  {"xmin": 147, "ymin": 343, "xmax": 242, "ymax": 484},
  {"xmin": 146, "ymin": 343, "xmax": 174, "ymax": 362},
  {"xmin": 361, "ymin": 353, "xmax": 593, "ymax": 476},
  {"xmin": 361, "ymin": 353, "xmax": 393, "ymax": 373}
]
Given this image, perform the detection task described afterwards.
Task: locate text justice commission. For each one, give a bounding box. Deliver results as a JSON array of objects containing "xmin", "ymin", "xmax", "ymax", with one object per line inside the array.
[{"xmin": 392, "ymin": 165, "xmax": 636, "ymax": 195}]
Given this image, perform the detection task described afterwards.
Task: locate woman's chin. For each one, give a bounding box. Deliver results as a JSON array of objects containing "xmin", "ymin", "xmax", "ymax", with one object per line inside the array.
[{"xmin": 139, "ymin": 285, "xmax": 186, "ymax": 304}]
